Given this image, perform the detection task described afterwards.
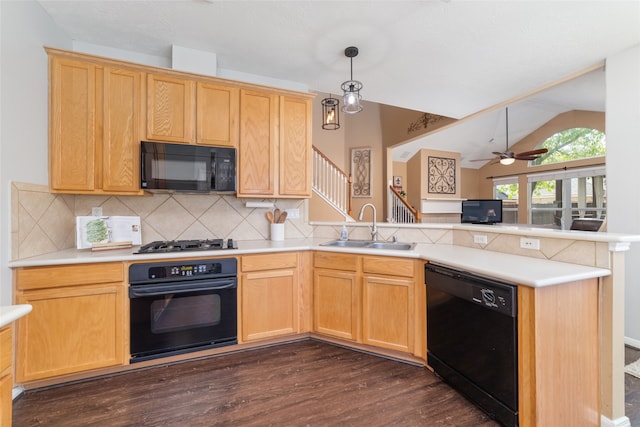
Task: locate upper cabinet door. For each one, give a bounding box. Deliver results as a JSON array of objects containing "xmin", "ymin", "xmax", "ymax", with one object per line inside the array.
[
  {"xmin": 146, "ymin": 74, "xmax": 195, "ymax": 143},
  {"xmin": 238, "ymin": 89, "xmax": 278, "ymax": 196},
  {"xmin": 102, "ymin": 67, "xmax": 143, "ymax": 193},
  {"xmin": 196, "ymin": 82, "xmax": 239, "ymax": 147},
  {"xmin": 279, "ymin": 96, "xmax": 312, "ymax": 197},
  {"xmin": 49, "ymin": 57, "xmax": 96, "ymax": 192}
]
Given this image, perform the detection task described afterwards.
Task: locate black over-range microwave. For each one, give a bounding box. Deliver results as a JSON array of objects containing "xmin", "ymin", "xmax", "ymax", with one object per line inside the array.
[{"xmin": 141, "ymin": 141, "xmax": 236, "ymax": 192}]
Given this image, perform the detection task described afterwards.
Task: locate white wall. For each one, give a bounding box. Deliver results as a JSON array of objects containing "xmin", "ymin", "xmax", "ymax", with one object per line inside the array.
[
  {"xmin": 606, "ymin": 43, "xmax": 640, "ymax": 345},
  {"xmin": 0, "ymin": 1, "xmax": 72, "ymax": 305}
]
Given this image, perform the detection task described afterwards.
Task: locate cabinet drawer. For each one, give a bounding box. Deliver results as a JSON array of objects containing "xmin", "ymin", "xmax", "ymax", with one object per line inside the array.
[
  {"xmin": 314, "ymin": 252, "xmax": 359, "ymax": 271},
  {"xmin": 15, "ymin": 263, "xmax": 124, "ymax": 290},
  {"xmin": 0, "ymin": 326, "xmax": 10, "ymax": 375},
  {"xmin": 241, "ymin": 252, "xmax": 297, "ymax": 272},
  {"xmin": 363, "ymin": 256, "xmax": 415, "ymax": 278}
]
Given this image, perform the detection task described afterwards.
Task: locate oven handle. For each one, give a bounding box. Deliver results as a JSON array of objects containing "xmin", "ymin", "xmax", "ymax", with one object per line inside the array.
[{"xmin": 129, "ymin": 278, "xmax": 237, "ymax": 298}]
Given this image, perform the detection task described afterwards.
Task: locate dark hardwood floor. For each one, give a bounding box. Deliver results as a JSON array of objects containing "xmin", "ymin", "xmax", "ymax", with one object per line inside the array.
[
  {"xmin": 14, "ymin": 341, "xmax": 640, "ymax": 426},
  {"xmin": 13, "ymin": 340, "xmax": 499, "ymax": 427}
]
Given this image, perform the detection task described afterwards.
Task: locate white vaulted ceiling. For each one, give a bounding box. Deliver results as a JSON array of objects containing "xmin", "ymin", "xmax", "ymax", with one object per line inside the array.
[{"xmin": 36, "ymin": 0, "xmax": 640, "ymax": 166}]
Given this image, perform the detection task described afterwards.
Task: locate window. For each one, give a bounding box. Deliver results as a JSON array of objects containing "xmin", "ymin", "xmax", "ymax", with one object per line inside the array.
[
  {"xmin": 531, "ymin": 128, "xmax": 605, "ymax": 166},
  {"xmin": 493, "ymin": 177, "xmax": 518, "ymax": 224},
  {"xmin": 528, "ymin": 167, "xmax": 606, "ymax": 229}
]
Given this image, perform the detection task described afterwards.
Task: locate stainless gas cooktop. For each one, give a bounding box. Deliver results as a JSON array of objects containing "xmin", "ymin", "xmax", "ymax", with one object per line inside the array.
[{"xmin": 134, "ymin": 239, "xmax": 236, "ymax": 254}]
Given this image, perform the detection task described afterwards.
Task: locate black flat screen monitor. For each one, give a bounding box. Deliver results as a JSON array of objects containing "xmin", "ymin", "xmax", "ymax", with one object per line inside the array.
[{"xmin": 461, "ymin": 199, "xmax": 503, "ymax": 224}]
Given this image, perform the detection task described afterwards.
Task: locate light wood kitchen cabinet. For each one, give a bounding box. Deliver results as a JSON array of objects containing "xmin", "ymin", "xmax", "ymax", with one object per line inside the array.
[
  {"xmin": 238, "ymin": 90, "xmax": 312, "ymax": 198},
  {"xmin": 0, "ymin": 326, "xmax": 12, "ymax": 426},
  {"xmin": 240, "ymin": 253, "xmax": 299, "ymax": 342},
  {"xmin": 146, "ymin": 73, "xmax": 196, "ymax": 143},
  {"xmin": 147, "ymin": 76, "xmax": 240, "ymax": 147},
  {"xmin": 278, "ymin": 95, "xmax": 312, "ymax": 197},
  {"xmin": 362, "ymin": 257, "xmax": 416, "ymax": 353},
  {"xmin": 313, "ymin": 253, "xmax": 423, "ymax": 357},
  {"xmin": 48, "ymin": 50, "xmax": 143, "ymax": 195},
  {"xmin": 14, "ymin": 263, "xmax": 125, "ymax": 383},
  {"xmin": 49, "ymin": 55, "xmax": 96, "ymax": 192},
  {"xmin": 197, "ymin": 82, "xmax": 239, "ymax": 147},
  {"xmin": 313, "ymin": 253, "xmax": 360, "ymax": 341}
]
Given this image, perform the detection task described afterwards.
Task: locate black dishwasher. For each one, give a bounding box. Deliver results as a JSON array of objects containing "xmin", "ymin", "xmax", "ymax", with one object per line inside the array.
[{"xmin": 425, "ymin": 263, "xmax": 518, "ymax": 427}]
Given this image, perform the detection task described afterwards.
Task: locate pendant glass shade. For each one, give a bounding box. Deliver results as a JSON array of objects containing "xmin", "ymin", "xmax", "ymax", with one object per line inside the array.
[
  {"xmin": 341, "ymin": 80, "xmax": 363, "ymax": 114},
  {"xmin": 321, "ymin": 95, "xmax": 340, "ymax": 130}
]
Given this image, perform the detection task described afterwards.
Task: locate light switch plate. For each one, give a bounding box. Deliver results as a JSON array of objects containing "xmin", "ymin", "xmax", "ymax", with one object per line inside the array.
[
  {"xmin": 92, "ymin": 207, "xmax": 103, "ymax": 217},
  {"xmin": 285, "ymin": 208, "xmax": 300, "ymax": 219}
]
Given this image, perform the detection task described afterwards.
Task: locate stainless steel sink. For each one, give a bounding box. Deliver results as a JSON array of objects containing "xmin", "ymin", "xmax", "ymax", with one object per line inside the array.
[
  {"xmin": 321, "ymin": 239, "xmax": 373, "ymax": 248},
  {"xmin": 367, "ymin": 242, "xmax": 415, "ymax": 250},
  {"xmin": 320, "ymin": 240, "xmax": 416, "ymax": 251}
]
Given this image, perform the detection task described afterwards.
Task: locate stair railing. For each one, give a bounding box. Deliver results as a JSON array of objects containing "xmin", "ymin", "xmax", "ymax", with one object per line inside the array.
[
  {"xmin": 388, "ymin": 185, "xmax": 421, "ymax": 223},
  {"xmin": 312, "ymin": 146, "xmax": 352, "ymax": 218}
]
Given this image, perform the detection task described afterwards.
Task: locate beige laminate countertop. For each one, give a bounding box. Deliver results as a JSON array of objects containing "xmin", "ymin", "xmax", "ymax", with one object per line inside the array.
[{"xmin": 8, "ymin": 238, "xmax": 610, "ymax": 288}]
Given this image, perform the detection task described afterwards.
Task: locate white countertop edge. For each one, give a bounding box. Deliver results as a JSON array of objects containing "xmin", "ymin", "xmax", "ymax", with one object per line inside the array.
[
  {"xmin": 8, "ymin": 239, "xmax": 610, "ymax": 288},
  {"xmin": 416, "ymin": 244, "xmax": 610, "ymax": 287},
  {"xmin": 0, "ymin": 304, "xmax": 32, "ymax": 328},
  {"xmin": 311, "ymin": 222, "xmax": 640, "ymax": 243}
]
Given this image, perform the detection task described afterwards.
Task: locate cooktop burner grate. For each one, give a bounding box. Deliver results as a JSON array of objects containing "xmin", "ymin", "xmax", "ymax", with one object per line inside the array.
[{"xmin": 135, "ymin": 239, "xmax": 236, "ymax": 254}]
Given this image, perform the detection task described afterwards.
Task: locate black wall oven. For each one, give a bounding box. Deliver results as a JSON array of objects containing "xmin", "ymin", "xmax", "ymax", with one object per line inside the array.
[{"xmin": 129, "ymin": 258, "xmax": 237, "ymax": 363}]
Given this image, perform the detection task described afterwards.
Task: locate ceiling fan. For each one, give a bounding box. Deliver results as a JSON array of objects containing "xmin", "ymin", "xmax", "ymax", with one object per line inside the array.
[{"xmin": 471, "ymin": 107, "xmax": 548, "ymax": 165}]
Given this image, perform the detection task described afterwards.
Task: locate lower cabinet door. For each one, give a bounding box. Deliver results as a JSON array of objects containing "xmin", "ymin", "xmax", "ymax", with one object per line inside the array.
[
  {"xmin": 362, "ymin": 275, "xmax": 414, "ymax": 353},
  {"xmin": 16, "ymin": 284, "xmax": 124, "ymax": 382},
  {"xmin": 241, "ymin": 268, "xmax": 298, "ymax": 342},
  {"xmin": 0, "ymin": 373, "xmax": 11, "ymax": 427},
  {"xmin": 313, "ymin": 269, "xmax": 359, "ymax": 341}
]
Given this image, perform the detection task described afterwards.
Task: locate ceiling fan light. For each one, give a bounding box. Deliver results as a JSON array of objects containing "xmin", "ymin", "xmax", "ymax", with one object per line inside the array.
[{"xmin": 500, "ymin": 157, "xmax": 516, "ymax": 165}]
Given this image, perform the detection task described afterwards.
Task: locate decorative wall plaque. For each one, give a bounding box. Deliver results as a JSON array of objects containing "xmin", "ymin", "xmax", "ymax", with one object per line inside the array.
[
  {"xmin": 407, "ymin": 113, "xmax": 446, "ymax": 134},
  {"xmin": 428, "ymin": 156, "xmax": 456, "ymax": 194},
  {"xmin": 351, "ymin": 147, "xmax": 372, "ymax": 198}
]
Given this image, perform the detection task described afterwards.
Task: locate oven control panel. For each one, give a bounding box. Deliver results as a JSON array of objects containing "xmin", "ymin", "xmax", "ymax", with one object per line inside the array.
[
  {"xmin": 152, "ymin": 263, "xmax": 222, "ymax": 279},
  {"xmin": 129, "ymin": 258, "xmax": 237, "ymax": 284}
]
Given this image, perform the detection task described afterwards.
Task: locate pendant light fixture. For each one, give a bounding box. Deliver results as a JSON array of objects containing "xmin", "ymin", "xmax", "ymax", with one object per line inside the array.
[
  {"xmin": 341, "ymin": 46, "xmax": 363, "ymax": 114},
  {"xmin": 321, "ymin": 94, "xmax": 340, "ymax": 130}
]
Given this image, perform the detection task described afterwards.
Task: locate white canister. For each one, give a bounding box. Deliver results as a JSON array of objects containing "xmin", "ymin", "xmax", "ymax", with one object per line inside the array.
[{"xmin": 270, "ymin": 223, "xmax": 285, "ymax": 241}]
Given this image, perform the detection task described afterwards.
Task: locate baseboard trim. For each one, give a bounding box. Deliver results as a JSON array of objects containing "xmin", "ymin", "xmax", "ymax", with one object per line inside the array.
[
  {"xmin": 12, "ymin": 385, "xmax": 24, "ymax": 400},
  {"xmin": 601, "ymin": 415, "xmax": 631, "ymax": 427},
  {"xmin": 625, "ymin": 336, "xmax": 640, "ymax": 350}
]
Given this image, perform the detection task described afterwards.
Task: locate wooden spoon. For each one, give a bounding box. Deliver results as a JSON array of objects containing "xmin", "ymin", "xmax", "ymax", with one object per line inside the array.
[
  {"xmin": 277, "ymin": 211, "xmax": 288, "ymax": 223},
  {"xmin": 265, "ymin": 211, "xmax": 274, "ymax": 224},
  {"xmin": 273, "ymin": 208, "xmax": 281, "ymax": 223}
]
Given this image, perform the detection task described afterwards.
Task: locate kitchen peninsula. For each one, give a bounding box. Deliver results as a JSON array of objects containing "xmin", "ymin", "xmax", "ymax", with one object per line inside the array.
[{"xmin": 8, "ymin": 223, "xmax": 639, "ymax": 427}]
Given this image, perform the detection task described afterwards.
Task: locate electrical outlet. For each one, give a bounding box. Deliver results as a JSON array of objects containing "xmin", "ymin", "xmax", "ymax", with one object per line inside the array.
[
  {"xmin": 520, "ymin": 237, "xmax": 540, "ymax": 250},
  {"xmin": 91, "ymin": 207, "xmax": 103, "ymax": 217},
  {"xmin": 285, "ymin": 208, "xmax": 299, "ymax": 219},
  {"xmin": 473, "ymin": 234, "xmax": 488, "ymax": 245}
]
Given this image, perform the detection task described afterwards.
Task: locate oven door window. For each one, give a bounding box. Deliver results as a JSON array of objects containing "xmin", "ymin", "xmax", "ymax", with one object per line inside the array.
[
  {"xmin": 150, "ymin": 294, "xmax": 221, "ymax": 334},
  {"xmin": 130, "ymin": 287, "xmax": 236, "ymax": 360}
]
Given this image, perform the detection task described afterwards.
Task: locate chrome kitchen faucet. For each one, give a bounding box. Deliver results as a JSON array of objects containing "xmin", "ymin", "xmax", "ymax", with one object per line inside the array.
[{"xmin": 358, "ymin": 203, "xmax": 378, "ymax": 241}]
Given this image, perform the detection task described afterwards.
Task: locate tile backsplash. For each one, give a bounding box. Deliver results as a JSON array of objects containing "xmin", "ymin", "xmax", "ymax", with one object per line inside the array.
[
  {"xmin": 11, "ymin": 182, "xmax": 610, "ymax": 270},
  {"xmin": 11, "ymin": 182, "xmax": 311, "ymax": 260}
]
